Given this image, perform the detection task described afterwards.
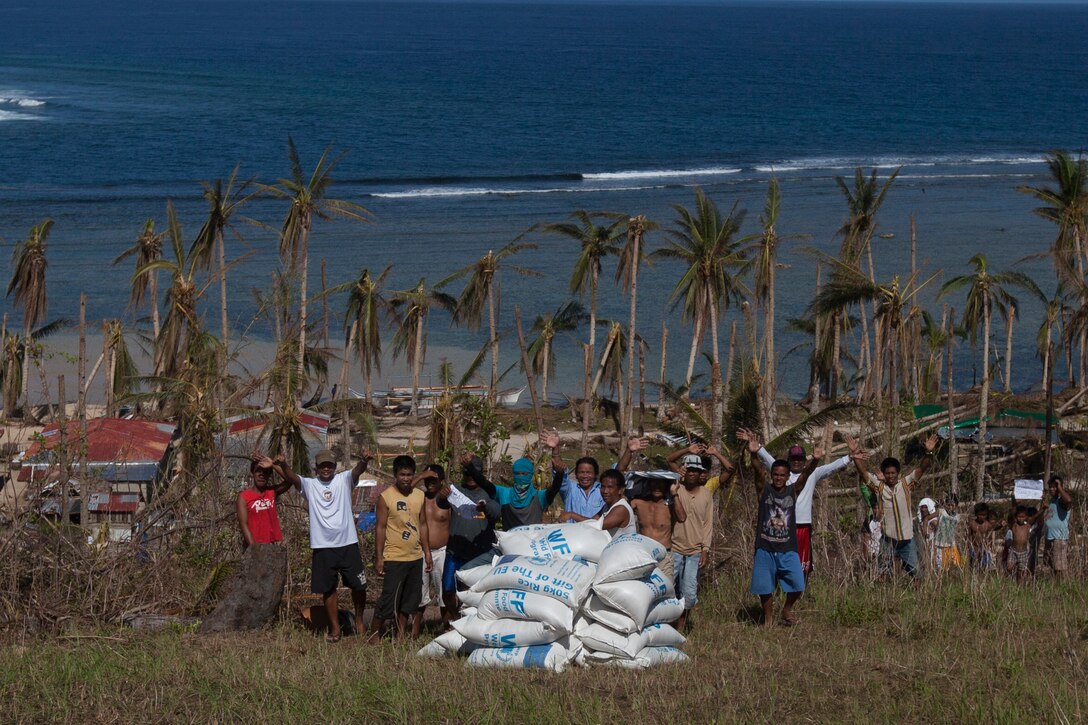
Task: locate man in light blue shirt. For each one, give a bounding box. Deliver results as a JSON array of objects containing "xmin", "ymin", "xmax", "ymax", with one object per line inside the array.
[
  {"xmin": 1044, "ymin": 474, "xmax": 1074, "ymax": 582},
  {"xmin": 543, "ymin": 430, "xmax": 604, "ymax": 522}
]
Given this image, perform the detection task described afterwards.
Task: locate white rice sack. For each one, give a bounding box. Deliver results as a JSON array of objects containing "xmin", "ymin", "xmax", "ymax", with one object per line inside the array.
[
  {"xmin": 465, "ymin": 640, "xmax": 574, "ymax": 673},
  {"xmin": 576, "ymin": 621, "xmax": 646, "ymax": 659},
  {"xmin": 475, "ymin": 588, "xmax": 575, "ymax": 632},
  {"xmin": 580, "ymin": 593, "xmax": 640, "ymax": 634},
  {"xmin": 585, "ymin": 646, "xmax": 690, "ymax": 669},
  {"xmin": 644, "ymin": 597, "xmax": 686, "ymax": 627},
  {"xmin": 496, "ymin": 523, "xmax": 611, "ymax": 562},
  {"xmin": 593, "ymin": 534, "xmax": 667, "ymax": 584},
  {"xmin": 640, "ymin": 623, "xmax": 686, "ymax": 648},
  {"xmin": 451, "ymin": 614, "xmax": 563, "ymax": 647},
  {"xmin": 457, "ymin": 589, "xmax": 484, "ymax": 608},
  {"xmin": 470, "ymin": 556, "xmax": 596, "ymax": 608},
  {"xmin": 576, "ymin": 622, "xmax": 685, "ymax": 659},
  {"xmin": 456, "ymin": 559, "xmax": 497, "ymax": 588},
  {"xmin": 416, "ymin": 629, "xmax": 480, "ymax": 658},
  {"xmin": 592, "ymin": 568, "xmax": 673, "ymax": 629}
]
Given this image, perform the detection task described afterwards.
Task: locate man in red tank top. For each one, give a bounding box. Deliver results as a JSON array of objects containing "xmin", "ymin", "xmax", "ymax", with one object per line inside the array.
[{"xmin": 237, "ymin": 455, "xmax": 292, "ymax": 546}]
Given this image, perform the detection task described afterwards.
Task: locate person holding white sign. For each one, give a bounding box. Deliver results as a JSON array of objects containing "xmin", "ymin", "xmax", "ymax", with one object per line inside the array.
[{"xmin": 1044, "ymin": 475, "xmax": 1074, "ymax": 582}]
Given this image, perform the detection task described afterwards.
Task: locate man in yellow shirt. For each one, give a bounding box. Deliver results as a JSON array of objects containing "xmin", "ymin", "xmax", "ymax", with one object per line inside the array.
[{"xmin": 371, "ymin": 455, "xmax": 433, "ymax": 640}]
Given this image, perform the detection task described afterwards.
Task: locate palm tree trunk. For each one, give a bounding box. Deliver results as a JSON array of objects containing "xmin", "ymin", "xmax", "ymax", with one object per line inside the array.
[
  {"xmin": 590, "ymin": 326, "xmax": 619, "ymax": 396},
  {"xmin": 946, "ymin": 307, "xmax": 958, "ymax": 497},
  {"xmin": 296, "ymin": 220, "xmax": 312, "ymax": 389},
  {"xmin": 726, "ymin": 320, "xmax": 738, "ymax": 430},
  {"xmin": 339, "ymin": 319, "xmax": 356, "ymax": 400},
  {"xmin": 581, "ymin": 344, "xmax": 591, "ymax": 453},
  {"xmin": 638, "ymin": 343, "xmax": 646, "ymax": 435},
  {"xmin": 488, "ymin": 282, "xmax": 498, "ymax": 401},
  {"xmin": 764, "ymin": 263, "xmax": 777, "ymax": 433},
  {"xmin": 977, "ymin": 298, "xmax": 991, "ymax": 500},
  {"xmin": 35, "ymin": 352, "xmax": 53, "ymax": 422},
  {"xmin": 625, "ymin": 224, "xmax": 640, "ymax": 437},
  {"xmin": 657, "ymin": 322, "xmax": 668, "ymax": 423},
  {"xmin": 150, "ymin": 270, "xmax": 160, "ymax": 343},
  {"xmin": 106, "ymin": 343, "xmax": 116, "ymax": 418},
  {"xmin": 583, "ymin": 269, "xmax": 598, "ymax": 450},
  {"xmin": 1004, "ymin": 308, "xmax": 1014, "ymax": 393},
  {"xmin": 20, "ymin": 328, "xmax": 30, "ymax": 417},
  {"xmin": 218, "ymin": 230, "xmax": 229, "ymax": 347},
  {"xmin": 1042, "ymin": 320, "xmax": 1052, "ymax": 391},
  {"xmin": 831, "ymin": 314, "xmax": 841, "ymax": 399},
  {"xmin": 684, "ymin": 313, "xmax": 702, "ymax": 390},
  {"xmin": 411, "ymin": 313, "xmax": 424, "ymax": 417},
  {"xmin": 872, "ymin": 317, "xmax": 884, "ymax": 399},
  {"xmin": 541, "ymin": 337, "xmax": 551, "ymax": 405},
  {"xmin": 709, "ymin": 293, "xmax": 722, "ymax": 448}
]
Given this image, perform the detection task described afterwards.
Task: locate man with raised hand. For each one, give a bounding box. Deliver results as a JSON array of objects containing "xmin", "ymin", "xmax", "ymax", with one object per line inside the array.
[
  {"xmin": 275, "ymin": 448, "xmax": 371, "ymax": 643},
  {"xmin": 852, "ymin": 434, "xmax": 939, "ymax": 578},
  {"xmin": 745, "ymin": 442, "xmax": 821, "ymax": 627},
  {"xmin": 544, "ymin": 429, "xmax": 605, "ymax": 524},
  {"xmin": 737, "ymin": 429, "xmax": 859, "ymax": 581}
]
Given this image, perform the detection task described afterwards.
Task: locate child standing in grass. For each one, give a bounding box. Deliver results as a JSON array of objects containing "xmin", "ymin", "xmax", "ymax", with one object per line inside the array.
[
  {"xmin": 1005, "ymin": 499, "xmax": 1045, "ymax": 585},
  {"xmin": 933, "ymin": 498, "xmax": 962, "ymax": 572},
  {"xmin": 967, "ymin": 502, "xmax": 996, "ymax": 571}
]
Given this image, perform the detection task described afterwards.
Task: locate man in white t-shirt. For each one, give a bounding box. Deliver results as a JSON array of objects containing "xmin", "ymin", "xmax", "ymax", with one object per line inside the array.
[
  {"xmin": 739, "ymin": 430, "xmax": 859, "ymax": 580},
  {"xmin": 275, "ymin": 448, "xmax": 371, "ymax": 643}
]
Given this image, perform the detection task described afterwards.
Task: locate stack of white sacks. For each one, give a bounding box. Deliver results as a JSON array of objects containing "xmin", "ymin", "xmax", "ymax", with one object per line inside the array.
[{"xmin": 418, "ymin": 522, "xmax": 689, "ymax": 671}]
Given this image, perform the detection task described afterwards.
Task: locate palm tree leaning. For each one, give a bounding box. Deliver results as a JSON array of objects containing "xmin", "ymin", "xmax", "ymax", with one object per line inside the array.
[
  {"xmin": 444, "ymin": 241, "xmax": 539, "ymax": 400},
  {"xmin": 834, "ymin": 167, "xmax": 900, "ymax": 398},
  {"xmin": 526, "ymin": 301, "xmax": 588, "ymax": 405},
  {"xmin": 939, "ymin": 253, "xmax": 1042, "ymax": 499},
  {"xmin": 1017, "ymin": 150, "xmax": 1088, "ymax": 385},
  {"xmin": 264, "ymin": 137, "xmax": 371, "ymax": 398},
  {"xmin": 390, "ymin": 279, "xmax": 456, "ymax": 416},
  {"xmin": 114, "ymin": 218, "xmax": 165, "ymax": 343},
  {"xmin": 7, "ymin": 219, "xmax": 52, "ymax": 416},
  {"xmin": 334, "ymin": 265, "xmax": 395, "ymax": 407},
  {"xmin": 192, "ymin": 165, "xmax": 259, "ymax": 349},
  {"xmin": 654, "ymin": 188, "xmax": 747, "ymax": 447},
  {"xmin": 541, "ymin": 210, "xmax": 626, "ymax": 451},
  {"xmin": 616, "ymin": 215, "xmax": 656, "ymax": 437}
]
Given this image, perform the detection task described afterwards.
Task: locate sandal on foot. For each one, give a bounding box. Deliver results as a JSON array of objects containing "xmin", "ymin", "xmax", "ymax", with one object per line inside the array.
[{"xmin": 326, "ymin": 632, "xmax": 342, "ymax": 643}]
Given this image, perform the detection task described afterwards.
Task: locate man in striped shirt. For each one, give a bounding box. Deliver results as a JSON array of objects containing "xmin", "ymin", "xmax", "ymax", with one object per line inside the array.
[{"xmin": 852, "ymin": 434, "xmax": 939, "ymax": 578}]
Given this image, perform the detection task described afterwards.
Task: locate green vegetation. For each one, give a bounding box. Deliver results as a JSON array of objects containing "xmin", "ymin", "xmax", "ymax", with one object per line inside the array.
[{"xmin": 1, "ymin": 577, "xmax": 1084, "ymax": 723}]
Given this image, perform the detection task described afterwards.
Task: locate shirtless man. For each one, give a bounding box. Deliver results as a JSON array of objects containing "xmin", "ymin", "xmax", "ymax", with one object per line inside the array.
[
  {"xmin": 415, "ymin": 464, "xmax": 452, "ymax": 632},
  {"xmin": 631, "ymin": 477, "xmax": 687, "ymax": 583}
]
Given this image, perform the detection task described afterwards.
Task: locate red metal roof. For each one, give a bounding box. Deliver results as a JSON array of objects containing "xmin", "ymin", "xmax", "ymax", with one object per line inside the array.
[
  {"xmin": 87, "ymin": 492, "xmax": 141, "ymax": 513},
  {"xmin": 19, "ymin": 418, "xmax": 176, "ymax": 482}
]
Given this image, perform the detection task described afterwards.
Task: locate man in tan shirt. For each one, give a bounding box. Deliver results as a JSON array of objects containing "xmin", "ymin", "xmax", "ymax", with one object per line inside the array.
[{"xmin": 671, "ymin": 454, "xmax": 713, "ymax": 632}]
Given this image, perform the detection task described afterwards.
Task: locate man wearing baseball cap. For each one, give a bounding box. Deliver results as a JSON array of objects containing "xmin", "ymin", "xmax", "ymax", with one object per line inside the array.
[{"xmin": 274, "ymin": 448, "xmax": 372, "ymax": 643}]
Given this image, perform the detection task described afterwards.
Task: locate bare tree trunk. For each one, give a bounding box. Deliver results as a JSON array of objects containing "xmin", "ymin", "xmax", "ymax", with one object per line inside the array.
[
  {"xmin": 764, "ymin": 257, "xmax": 777, "ymax": 434},
  {"xmin": 638, "ymin": 342, "xmax": 646, "ymax": 435},
  {"xmin": 831, "ymin": 314, "xmax": 841, "ymax": 399},
  {"xmin": 909, "ymin": 215, "xmax": 920, "ymax": 400},
  {"xmin": 541, "ymin": 337, "xmax": 551, "ymax": 405},
  {"xmin": 590, "ymin": 326, "xmax": 619, "ymax": 397},
  {"xmin": 150, "ymin": 269, "xmax": 160, "ymax": 344},
  {"xmin": 106, "ymin": 340, "xmax": 116, "ymax": 418},
  {"xmin": 657, "ymin": 322, "xmax": 668, "ymax": 423},
  {"xmin": 218, "ymin": 230, "xmax": 229, "ymax": 348},
  {"xmin": 684, "ymin": 313, "xmax": 702, "ymax": 391},
  {"xmin": 872, "ymin": 317, "xmax": 884, "ymax": 400},
  {"xmin": 514, "ymin": 307, "xmax": 545, "ymax": 439},
  {"xmin": 411, "ymin": 314, "xmax": 423, "ymax": 417},
  {"xmin": 709, "ymin": 294, "xmax": 722, "ymax": 448},
  {"xmin": 35, "ymin": 349, "xmax": 54, "ymax": 422},
  {"xmin": 1044, "ymin": 340, "xmax": 1054, "ymax": 483},
  {"xmin": 583, "ymin": 269, "xmax": 598, "ymax": 448},
  {"xmin": 947, "ymin": 308, "xmax": 958, "ymax": 498},
  {"xmin": 725, "ymin": 320, "xmax": 737, "ymax": 433},
  {"xmin": 581, "ymin": 344, "xmax": 591, "ymax": 454},
  {"xmin": 78, "ymin": 296, "xmax": 88, "ymax": 519},
  {"xmin": 625, "ymin": 219, "xmax": 642, "ymax": 438},
  {"xmin": 339, "ymin": 319, "xmax": 356, "ymax": 400},
  {"xmin": 296, "ymin": 221, "xmax": 312, "ymax": 392},
  {"xmin": 976, "ymin": 299, "xmax": 991, "ymax": 500},
  {"xmin": 20, "ymin": 330, "xmax": 30, "ymax": 418},
  {"xmin": 1003, "ymin": 307, "xmax": 1015, "ymax": 393},
  {"xmin": 488, "ymin": 281, "xmax": 499, "ymax": 401}
]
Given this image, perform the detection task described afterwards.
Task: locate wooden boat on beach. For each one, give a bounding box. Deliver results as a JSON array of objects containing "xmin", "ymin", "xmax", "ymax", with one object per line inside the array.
[{"xmin": 355, "ymin": 385, "xmax": 526, "ymax": 413}]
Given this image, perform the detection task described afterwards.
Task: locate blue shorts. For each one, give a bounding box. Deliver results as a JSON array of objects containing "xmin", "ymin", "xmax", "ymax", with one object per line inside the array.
[
  {"xmin": 750, "ymin": 549, "xmax": 805, "ymax": 596},
  {"xmin": 441, "ymin": 550, "xmax": 495, "ymax": 593}
]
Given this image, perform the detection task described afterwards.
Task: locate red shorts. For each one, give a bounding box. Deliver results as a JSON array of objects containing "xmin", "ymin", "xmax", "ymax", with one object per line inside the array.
[{"xmin": 796, "ymin": 524, "xmax": 813, "ymax": 575}]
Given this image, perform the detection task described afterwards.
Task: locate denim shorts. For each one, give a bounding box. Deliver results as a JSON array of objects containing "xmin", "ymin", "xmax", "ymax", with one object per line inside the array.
[{"xmin": 749, "ymin": 548, "xmax": 805, "ymax": 596}]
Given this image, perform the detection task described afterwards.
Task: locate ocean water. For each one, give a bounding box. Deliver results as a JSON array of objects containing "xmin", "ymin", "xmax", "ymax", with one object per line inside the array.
[{"xmin": 2, "ymin": 1, "xmax": 1087, "ymax": 397}]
